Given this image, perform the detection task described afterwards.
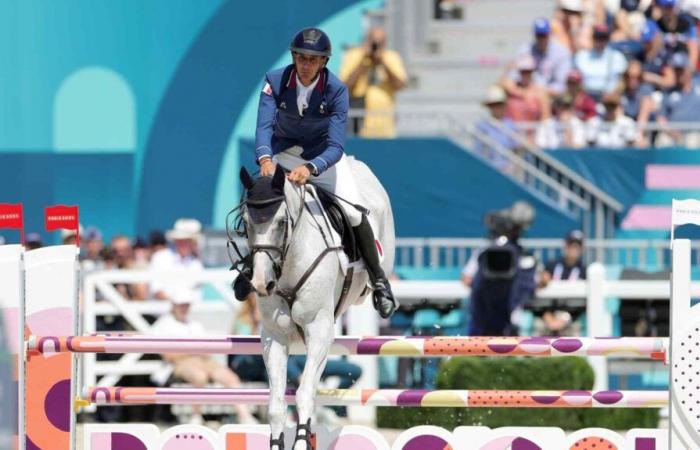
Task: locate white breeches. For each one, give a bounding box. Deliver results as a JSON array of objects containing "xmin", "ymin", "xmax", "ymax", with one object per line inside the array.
[{"xmin": 274, "ymin": 146, "xmax": 363, "ymax": 226}]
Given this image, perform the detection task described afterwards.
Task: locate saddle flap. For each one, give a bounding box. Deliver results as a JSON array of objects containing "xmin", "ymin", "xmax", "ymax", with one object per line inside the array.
[{"xmin": 314, "ymin": 188, "xmax": 361, "ymax": 262}]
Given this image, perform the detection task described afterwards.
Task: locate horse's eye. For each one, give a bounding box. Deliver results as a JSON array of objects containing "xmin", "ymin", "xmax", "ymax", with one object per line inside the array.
[{"xmin": 277, "ymin": 219, "xmax": 286, "ymax": 228}]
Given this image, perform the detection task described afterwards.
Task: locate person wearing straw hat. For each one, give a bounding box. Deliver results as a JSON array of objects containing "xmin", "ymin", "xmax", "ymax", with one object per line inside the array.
[
  {"xmin": 150, "ymin": 287, "xmax": 258, "ymax": 425},
  {"xmin": 150, "ymin": 218, "xmax": 205, "ymax": 300},
  {"xmin": 474, "ymin": 86, "xmax": 519, "ymax": 171}
]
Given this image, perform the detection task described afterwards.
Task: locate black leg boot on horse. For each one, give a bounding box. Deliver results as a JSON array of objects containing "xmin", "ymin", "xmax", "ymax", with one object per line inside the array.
[{"xmin": 354, "ymin": 215, "xmax": 398, "ymax": 318}]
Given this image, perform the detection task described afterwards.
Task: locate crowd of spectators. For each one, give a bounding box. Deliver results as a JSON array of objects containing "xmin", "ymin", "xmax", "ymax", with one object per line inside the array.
[{"xmin": 485, "ymin": 0, "xmax": 700, "ymax": 149}]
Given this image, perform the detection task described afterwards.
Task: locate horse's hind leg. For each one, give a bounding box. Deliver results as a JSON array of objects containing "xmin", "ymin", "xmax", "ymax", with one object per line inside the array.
[
  {"xmin": 262, "ymin": 328, "xmax": 290, "ymax": 450},
  {"xmin": 293, "ymin": 312, "xmax": 334, "ymax": 450}
]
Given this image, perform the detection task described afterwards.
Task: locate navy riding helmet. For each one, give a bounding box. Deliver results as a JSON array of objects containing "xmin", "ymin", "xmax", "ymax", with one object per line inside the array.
[{"xmin": 289, "ymin": 27, "xmax": 332, "ymax": 58}]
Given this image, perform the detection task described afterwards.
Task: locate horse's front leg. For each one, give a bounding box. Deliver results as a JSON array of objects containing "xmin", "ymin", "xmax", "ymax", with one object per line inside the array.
[
  {"xmin": 293, "ymin": 309, "xmax": 334, "ymax": 450},
  {"xmin": 262, "ymin": 327, "xmax": 290, "ymax": 450}
]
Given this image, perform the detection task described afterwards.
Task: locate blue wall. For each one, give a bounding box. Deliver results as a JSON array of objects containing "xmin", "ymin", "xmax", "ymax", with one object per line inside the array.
[{"xmin": 0, "ymin": 0, "xmax": 380, "ymax": 241}]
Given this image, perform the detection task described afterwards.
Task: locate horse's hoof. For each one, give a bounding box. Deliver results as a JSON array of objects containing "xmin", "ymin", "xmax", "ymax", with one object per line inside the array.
[
  {"xmin": 270, "ymin": 432, "xmax": 285, "ymax": 450},
  {"xmin": 293, "ymin": 419, "xmax": 314, "ymax": 450}
]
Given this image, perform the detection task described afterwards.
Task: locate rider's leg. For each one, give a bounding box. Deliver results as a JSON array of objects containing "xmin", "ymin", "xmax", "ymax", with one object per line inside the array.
[{"xmin": 310, "ymin": 155, "xmax": 397, "ymax": 318}]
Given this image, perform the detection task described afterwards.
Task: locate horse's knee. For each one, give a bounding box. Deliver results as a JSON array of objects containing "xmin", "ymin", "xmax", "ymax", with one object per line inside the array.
[{"xmin": 269, "ymin": 402, "xmax": 287, "ymax": 421}]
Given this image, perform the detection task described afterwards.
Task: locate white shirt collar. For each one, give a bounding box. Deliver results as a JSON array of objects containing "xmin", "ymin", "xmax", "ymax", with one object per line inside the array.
[{"xmin": 296, "ymin": 74, "xmax": 319, "ymax": 116}]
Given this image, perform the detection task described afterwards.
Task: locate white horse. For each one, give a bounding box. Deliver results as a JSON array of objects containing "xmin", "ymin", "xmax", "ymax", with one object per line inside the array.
[{"xmin": 236, "ymin": 162, "xmax": 394, "ymax": 450}]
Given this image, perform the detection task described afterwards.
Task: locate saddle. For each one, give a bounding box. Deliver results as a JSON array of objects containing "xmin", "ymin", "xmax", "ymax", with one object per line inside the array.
[{"xmin": 314, "ymin": 188, "xmax": 361, "ymax": 263}]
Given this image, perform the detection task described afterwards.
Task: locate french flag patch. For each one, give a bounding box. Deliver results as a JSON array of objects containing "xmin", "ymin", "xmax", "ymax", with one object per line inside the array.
[{"xmin": 262, "ymin": 82, "xmax": 272, "ymax": 95}]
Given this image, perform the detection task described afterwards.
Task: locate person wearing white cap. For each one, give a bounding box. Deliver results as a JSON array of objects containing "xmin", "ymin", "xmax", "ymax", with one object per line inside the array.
[
  {"xmin": 149, "ymin": 218, "xmax": 205, "ymax": 300},
  {"xmin": 475, "ymin": 86, "xmax": 519, "ymax": 171},
  {"xmin": 150, "ymin": 288, "xmax": 258, "ymax": 424},
  {"xmin": 550, "ymin": 0, "xmax": 590, "ymax": 53}
]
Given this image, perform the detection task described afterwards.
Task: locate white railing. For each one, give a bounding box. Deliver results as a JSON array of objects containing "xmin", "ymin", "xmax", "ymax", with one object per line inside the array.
[
  {"xmin": 81, "ymin": 264, "xmax": 697, "ymax": 396},
  {"xmin": 202, "ymin": 235, "xmax": 696, "ymax": 270}
]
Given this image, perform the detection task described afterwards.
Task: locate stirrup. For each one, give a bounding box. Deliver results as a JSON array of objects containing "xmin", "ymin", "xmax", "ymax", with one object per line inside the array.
[
  {"xmin": 294, "ymin": 419, "xmax": 313, "ymax": 450},
  {"xmin": 270, "ymin": 432, "xmax": 285, "ymax": 450}
]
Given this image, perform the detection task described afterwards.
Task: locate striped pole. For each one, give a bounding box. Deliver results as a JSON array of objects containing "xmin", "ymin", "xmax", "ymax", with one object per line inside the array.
[
  {"xmin": 83, "ymin": 387, "xmax": 669, "ymax": 409},
  {"xmin": 30, "ymin": 335, "xmax": 668, "ymax": 359}
]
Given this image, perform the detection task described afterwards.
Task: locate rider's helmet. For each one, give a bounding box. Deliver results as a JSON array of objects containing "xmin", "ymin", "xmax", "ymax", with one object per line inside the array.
[{"xmin": 289, "ymin": 28, "xmax": 332, "ymax": 58}]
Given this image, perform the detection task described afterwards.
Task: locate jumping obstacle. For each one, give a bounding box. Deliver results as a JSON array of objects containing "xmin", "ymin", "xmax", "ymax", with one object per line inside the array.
[
  {"xmin": 82, "ymin": 386, "xmax": 669, "ymax": 409},
  {"xmin": 7, "ymin": 232, "xmax": 700, "ymax": 448},
  {"xmin": 28, "ymin": 334, "xmax": 669, "ymax": 359}
]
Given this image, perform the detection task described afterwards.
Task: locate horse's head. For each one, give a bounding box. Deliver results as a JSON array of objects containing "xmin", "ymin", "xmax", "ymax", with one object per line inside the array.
[{"xmin": 239, "ymin": 165, "xmax": 292, "ymax": 296}]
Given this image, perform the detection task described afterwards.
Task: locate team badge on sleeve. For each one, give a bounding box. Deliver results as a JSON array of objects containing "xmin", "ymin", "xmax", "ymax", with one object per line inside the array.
[{"xmin": 262, "ymin": 82, "xmax": 272, "ymax": 95}]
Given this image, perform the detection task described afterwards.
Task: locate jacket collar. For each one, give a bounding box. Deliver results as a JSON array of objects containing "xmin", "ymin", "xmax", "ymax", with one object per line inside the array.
[{"xmin": 285, "ymin": 66, "xmax": 326, "ymax": 93}]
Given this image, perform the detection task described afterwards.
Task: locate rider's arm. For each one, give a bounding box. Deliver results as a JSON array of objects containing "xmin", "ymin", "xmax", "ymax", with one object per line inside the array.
[
  {"xmin": 255, "ymin": 78, "xmax": 277, "ymax": 163},
  {"xmin": 308, "ymin": 84, "xmax": 349, "ymax": 174}
]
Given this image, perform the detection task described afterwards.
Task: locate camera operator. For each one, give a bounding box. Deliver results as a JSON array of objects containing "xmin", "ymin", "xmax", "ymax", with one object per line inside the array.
[
  {"xmin": 534, "ymin": 230, "xmax": 586, "ymax": 336},
  {"xmin": 468, "ymin": 201, "xmax": 538, "ymax": 336},
  {"xmin": 339, "ymin": 26, "xmax": 407, "ymax": 137}
]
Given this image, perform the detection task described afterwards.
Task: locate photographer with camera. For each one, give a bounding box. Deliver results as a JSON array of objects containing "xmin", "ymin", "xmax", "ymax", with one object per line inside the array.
[
  {"xmin": 339, "ymin": 26, "xmax": 407, "ymax": 138},
  {"xmin": 467, "ymin": 201, "xmax": 538, "ymax": 336}
]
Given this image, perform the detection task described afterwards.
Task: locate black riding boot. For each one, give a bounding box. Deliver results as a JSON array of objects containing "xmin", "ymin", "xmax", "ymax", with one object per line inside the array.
[
  {"xmin": 231, "ymin": 256, "xmax": 254, "ymax": 301},
  {"xmin": 354, "ymin": 215, "xmax": 398, "ymax": 318}
]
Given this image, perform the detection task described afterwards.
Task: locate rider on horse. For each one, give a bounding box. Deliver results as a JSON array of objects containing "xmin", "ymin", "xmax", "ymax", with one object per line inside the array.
[{"xmin": 233, "ymin": 27, "xmax": 397, "ymax": 318}]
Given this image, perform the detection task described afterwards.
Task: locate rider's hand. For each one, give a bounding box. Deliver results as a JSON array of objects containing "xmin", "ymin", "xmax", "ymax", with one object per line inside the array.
[
  {"xmin": 260, "ymin": 158, "xmax": 276, "ymax": 177},
  {"xmin": 288, "ymin": 165, "xmax": 311, "ymax": 185}
]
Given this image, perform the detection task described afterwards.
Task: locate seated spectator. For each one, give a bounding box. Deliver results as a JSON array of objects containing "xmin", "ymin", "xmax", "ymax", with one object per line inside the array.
[
  {"xmin": 535, "ymin": 230, "xmax": 587, "ymax": 336},
  {"xmin": 619, "ymin": 60, "xmax": 656, "ymax": 144},
  {"xmin": 639, "ymin": 19, "xmax": 675, "ymax": 89},
  {"xmin": 150, "ymin": 218, "xmax": 204, "ymax": 300},
  {"xmin": 109, "ymin": 234, "xmax": 149, "ymax": 300},
  {"xmin": 657, "ymin": 51, "xmax": 700, "ymax": 143},
  {"xmin": 150, "ymin": 289, "xmax": 257, "ymax": 425},
  {"xmin": 655, "ymin": 0, "xmax": 698, "ymax": 72},
  {"xmin": 505, "ymin": 18, "xmax": 572, "ymax": 96},
  {"xmin": 61, "ymin": 224, "xmax": 82, "ymax": 246},
  {"xmin": 81, "ymin": 227, "xmax": 104, "ymax": 272},
  {"xmin": 475, "ymin": 86, "xmax": 519, "ymax": 171},
  {"xmin": 25, "ymin": 233, "xmax": 43, "ymax": 251},
  {"xmin": 586, "ymin": 91, "xmax": 638, "ymax": 147},
  {"xmin": 502, "ymin": 55, "xmax": 552, "ymax": 124},
  {"xmin": 575, "ymin": 24, "xmax": 629, "ymax": 100},
  {"xmin": 610, "ymin": 0, "xmax": 655, "ymax": 43},
  {"xmin": 551, "ymin": 0, "xmax": 589, "ymax": 53},
  {"xmin": 620, "ymin": 60, "xmax": 656, "ymax": 119},
  {"xmin": 564, "ymin": 69, "xmax": 598, "ymax": 120},
  {"xmin": 339, "ymin": 26, "xmax": 407, "ymax": 138},
  {"xmin": 536, "ymin": 96, "xmax": 587, "ymax": 148}
]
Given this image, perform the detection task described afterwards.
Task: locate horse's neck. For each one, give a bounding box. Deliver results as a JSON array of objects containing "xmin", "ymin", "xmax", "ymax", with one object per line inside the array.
[{"xmin": 282, "ymin": 184, "xmax": 338, "ymax": 280}]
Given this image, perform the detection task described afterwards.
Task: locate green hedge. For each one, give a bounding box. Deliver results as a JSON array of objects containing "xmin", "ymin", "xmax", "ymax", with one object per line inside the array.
[{"xmin": 377, "ymin": 357, "xmax": 659, "ymax": 430}]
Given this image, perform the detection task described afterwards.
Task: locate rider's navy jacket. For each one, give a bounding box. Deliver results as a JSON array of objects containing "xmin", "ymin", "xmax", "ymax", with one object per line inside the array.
[{"xmin": 255, "ymin": 64, "xmax": 349, "ymax": 175}]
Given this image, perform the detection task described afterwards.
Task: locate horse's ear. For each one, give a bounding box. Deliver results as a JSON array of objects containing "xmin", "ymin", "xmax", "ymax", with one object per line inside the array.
[
  {"xmin": 240, "ymin": 167, "xmax": 254, "ymax": 190},
  {"xmin": 271, "ymin": 164, "xmax": 285, "ymax": 193}
]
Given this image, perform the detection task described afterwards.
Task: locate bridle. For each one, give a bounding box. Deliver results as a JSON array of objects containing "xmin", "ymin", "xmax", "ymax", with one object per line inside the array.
[{"xmin": 226, "ymin": 182, "xmax": 342, "ymax": 302}]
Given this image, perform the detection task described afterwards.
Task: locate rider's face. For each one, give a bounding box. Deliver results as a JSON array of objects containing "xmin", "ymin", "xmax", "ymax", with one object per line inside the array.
[{"xmin": 293, "ymin": 52, "xmax": 325, "ymax": 85}]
